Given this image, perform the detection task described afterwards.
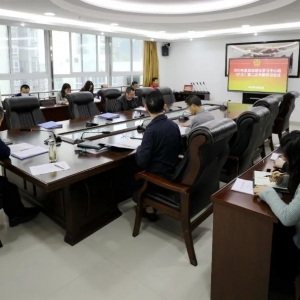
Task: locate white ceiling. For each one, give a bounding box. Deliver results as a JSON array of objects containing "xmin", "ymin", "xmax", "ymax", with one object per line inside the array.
[{"xmin": 0, "ymin": 0, "xmax": 299, "ymax": 40}]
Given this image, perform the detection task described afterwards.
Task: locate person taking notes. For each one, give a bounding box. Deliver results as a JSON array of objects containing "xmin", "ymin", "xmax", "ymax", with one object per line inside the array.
[
  {"xmin": 181, "ymin": 95, "xmax": 214, "ymax": 128},
  {"xmin": 56, "ymin": 83, "xmax": 71, "ymax": 105}
]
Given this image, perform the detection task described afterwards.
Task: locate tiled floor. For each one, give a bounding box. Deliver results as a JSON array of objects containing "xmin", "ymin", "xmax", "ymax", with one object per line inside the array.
[{"xmin": 1, "ymin": 127, "xmax": 299, "ymax": 300}]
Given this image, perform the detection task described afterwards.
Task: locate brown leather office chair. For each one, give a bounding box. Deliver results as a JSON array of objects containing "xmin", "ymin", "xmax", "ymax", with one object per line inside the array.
[
  {"xmin": 273, "ymin": 91, "xmax": 299, "ymax": 140},
  {"xmin": 253, "ymin": 97, "xmax": 280, "ymax": 155},
  {"xmin": 133, "ymin": 118, "xmax": 237, "ymax": 266},
  {"xmin": 3, "ymin": 97, "xmax": 46, "ymax": 130},
  {"xmin": 220, "ymin": 106, "xmax": 270, "ymax": 183}
]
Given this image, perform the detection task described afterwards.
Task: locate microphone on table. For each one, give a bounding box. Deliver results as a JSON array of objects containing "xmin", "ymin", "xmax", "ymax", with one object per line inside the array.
[
  {"xmin": 86, "ymin": 119, "xmax": 99, "ymax": 127},
  {"xmin": 197, "ymin": 82, "xmax": 204, "ymax": 93},
  {"xmin": 191, "ymin": 82, "xmax": 198, "ymax": 92},
  {"xmin": 20, "ymin": 128, "xmax": 62, "ymax": 145}
]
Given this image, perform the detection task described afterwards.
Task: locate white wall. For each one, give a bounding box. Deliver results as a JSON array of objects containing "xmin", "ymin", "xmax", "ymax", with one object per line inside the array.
[{"xmin": 158, "ymin": 33, "xmax": 300, "ymax": 122}]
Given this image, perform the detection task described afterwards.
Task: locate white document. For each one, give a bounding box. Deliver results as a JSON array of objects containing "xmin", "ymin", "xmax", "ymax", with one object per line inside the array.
[
  {"xmin": 254, "ymin": 171, "xmax": 272, "ymax": 186},
  {"xmin": 104, "ymin": 139, "xmax": 142, "ymax": 150},
  {"xmin": 270, "ymin": 153, "xmax": 281, "ymax": 161},
  {"xmin": 133, "ymin": 106, "xmax": 146, "ymax": 112},
  {"xmin": 30, "ymin": 161, "xmax": 70, "ymax": 176},
  {"xmin": 9, "ymin": 143, "xmax": 48, "ymax": 160},
  {"xmin": 177, "ymin": 124, "xmax": 188, "ymax": 136},
  {"xmin": 75, "ymin": 145, "xmax": 108, "ymax": 154},
  {"xmin": 231, "ymin": 178, "xmax": 254, "ymax": 195}
]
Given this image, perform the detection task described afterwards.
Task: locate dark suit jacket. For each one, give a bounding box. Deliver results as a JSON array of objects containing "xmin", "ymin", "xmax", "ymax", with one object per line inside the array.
[
  {"xmin": 0, "ymin": 139, "xmax": 11, "ymax": 191},
  {"xmin": 116, "ymin": 95, "xmax": 138, "ymax": 111},
  {"xmin": 15, "ymin": 93, "xmax": 32, "ymax": 97},
  {"xmin": 136, "ymin": 114, "xmax": 181, "ymax": 179}
]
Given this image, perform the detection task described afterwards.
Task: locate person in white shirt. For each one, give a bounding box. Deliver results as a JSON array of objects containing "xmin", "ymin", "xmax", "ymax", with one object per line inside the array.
[{"xmin": 56, "ymin": 83, "xmax": 71, "ymax": 105}]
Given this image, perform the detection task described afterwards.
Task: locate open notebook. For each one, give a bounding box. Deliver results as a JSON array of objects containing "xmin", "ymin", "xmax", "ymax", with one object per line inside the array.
[{"xmin": 254, "ymin": 171, "xmax": 288, "ymax": 191}]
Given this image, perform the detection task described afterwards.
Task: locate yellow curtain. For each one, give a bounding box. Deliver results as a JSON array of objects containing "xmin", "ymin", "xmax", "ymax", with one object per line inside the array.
[{"xmin": 143, "ymin": 41, "xmax": 159, "ymax": 87}]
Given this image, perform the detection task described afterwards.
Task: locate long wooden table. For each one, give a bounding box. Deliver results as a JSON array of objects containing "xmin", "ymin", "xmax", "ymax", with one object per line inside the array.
[
  {"xmin": 0, "ymin": 101, "xmax": 225, "ymax": 245},
  {"xmin": 210, "ymin": 154, "xmax": 288, "ymax": 300}
]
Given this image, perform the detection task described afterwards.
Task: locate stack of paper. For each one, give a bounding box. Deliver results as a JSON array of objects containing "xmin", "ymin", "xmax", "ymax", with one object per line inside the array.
[
  {"xmin": 9, "ymin": 143, "xmax": 48, "ymax": 160},
  {"xmin": 231, "ymin": 178, "xmax": 254, "ymax": 195},
  {"xmin": 38, "ymin": 121, "xmax": 63, "ymax": 129},
  {"xmin": 30, "ymin": 161, "xmax": 70, "ymax": 176},
  {"xmin": 102, "ymin": 137, "xmax": 142, "ymax": 150},
  {"xmin": 97, "ymin": 113, "xmax": 120, "ymax": 120},
  {"xmin": 270, "ymin": 153, "xmax": 281, "ymax": 161},
  {"xmin": 133, "ymin": 107, "xmax": 146, "ymax": 112}
]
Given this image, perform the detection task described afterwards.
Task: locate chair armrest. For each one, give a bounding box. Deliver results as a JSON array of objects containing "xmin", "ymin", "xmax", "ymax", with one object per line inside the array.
[{"xmin": 135, "ymin": 171, "xmax": 190, "ymax": 194}]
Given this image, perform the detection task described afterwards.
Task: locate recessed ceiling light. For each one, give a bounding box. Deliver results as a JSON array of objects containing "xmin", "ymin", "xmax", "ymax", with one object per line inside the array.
[
  {"xmin": 20, "ymin": 23, "xmax": 25, "ymax": 27},
  {"xmin": 44, "ymin": 12, "xmax": 55, "ymax": 16},
  {"xmin": 110, "ymin": 23, "xmax": 118, "ymax": 26},
  {"xmin": 242, "ymin": 25, "xmax": 250, "ymax": 28},
  {"xmin": 254, "ymin": 32, "xmax": 258, "ymax": 36},
  {"xmin": 190, "ymin": 38, "xmax": 193, "ymax": 41}
]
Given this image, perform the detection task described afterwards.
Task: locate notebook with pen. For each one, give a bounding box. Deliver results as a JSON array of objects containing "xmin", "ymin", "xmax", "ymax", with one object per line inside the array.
[
  {"xmin": 254, "ymin": 171, "xmax": 288, "ymax": 192},
  {"xmin": 9, "ymin": 143, "xmax": 49, "ymax": 160}
]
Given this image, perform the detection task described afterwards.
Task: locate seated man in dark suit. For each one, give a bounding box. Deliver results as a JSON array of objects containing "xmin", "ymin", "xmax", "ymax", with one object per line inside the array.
[
  {"xmin": 116, "ymin": 87, "xmax": 138, "ymax": 111},
  {"xmin": 0, "ymin": 107, "xmax": 39, "ymax": 227},
  {"xmin": 15, "ymin": 84, "xmax": 31, "ymax": 97},
  {"xmin": 135, "ymin": 90, "xmax": 181, "ymax": 221}
]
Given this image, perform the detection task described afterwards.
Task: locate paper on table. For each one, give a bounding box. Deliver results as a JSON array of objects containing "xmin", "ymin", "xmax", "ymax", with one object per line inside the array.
[
  {"xmin": 9, "ymin": 143, "xmax": 49, "ymax": 160},
  {"xmin": 270, "ymin": 153, "xmax": 281, "ymax": 161},
  {"xmin": 38, "ymin": 121, "xmax": 62, "ymax": 129},
  {"xmin": 254, "ymin": 171, "xmax": 288, "ymax": 190},
  {"xmin": 177, "ymin": 124, "xmax": 188, "ymax": 136},
  {"xmin": 231, "ymin": 178, "xmax": 254, "ymax": 195},
  {"xmin": 103, "ymin": 138, "xmax": 142, "ymax": 150},
  {"xmin": 30, "ymin": 161, "xmax": 70, "ymax": 176},
  {"xmin": 133, "ymin": 107, "xmax": 146, "ymax": 112},
  {"xmin": 9, "ymin": 143, "xmax": 34, "ymax": 152}
]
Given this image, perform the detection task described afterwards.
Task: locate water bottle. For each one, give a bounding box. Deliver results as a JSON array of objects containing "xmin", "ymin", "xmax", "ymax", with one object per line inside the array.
[{"xmin": 49, "ymin": 139, "xmax": 57, "ymax": 163}]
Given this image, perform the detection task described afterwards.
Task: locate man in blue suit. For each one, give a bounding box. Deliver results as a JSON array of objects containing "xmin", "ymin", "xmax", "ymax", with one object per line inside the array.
[
  {"xmin": 0, "ymin": 107, "xmax": 39, "ymax": 227},
  {"xmin": 135, "ymin": 90, "xmax": 181, "ymax": 221}
]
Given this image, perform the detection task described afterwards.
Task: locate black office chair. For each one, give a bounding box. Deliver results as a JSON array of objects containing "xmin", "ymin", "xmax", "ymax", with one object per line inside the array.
[
  {"xmin": 133, "ymin": 118, "xmax": 237, "ymax": 266},
  {"xmin": 66, "ymin": 92, "xmax": 100, "ymax": 119},
  {"xmin": 253, "ymin": 97, "xmax": 280, "ymax": 154},
  {"xmin": 156, "ymin": 87, "xmax": 176, "ymax": 106},
  {"xmin": 135, "ymin": 87, "xmax": 153, "ymax": 106},
  {"xmin": 98, "ymin": 89, "xmax": 122, "ymax": 112},
  {"xmin": 273, "ymin": 91, "xmax": 299, "ymax": 140},
  {"xmin": 220, "ymin": 106, "xmax": 270, "ymax": 183},
  {"xmin": 4, "ymin": 97, "xmax": 46, "ymax": 130}
]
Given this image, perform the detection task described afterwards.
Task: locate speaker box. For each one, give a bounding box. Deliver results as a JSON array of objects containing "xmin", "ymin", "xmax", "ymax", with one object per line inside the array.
[{"xmin": 162, "ymin": 45, "xmax": 169, "ymax": 56}]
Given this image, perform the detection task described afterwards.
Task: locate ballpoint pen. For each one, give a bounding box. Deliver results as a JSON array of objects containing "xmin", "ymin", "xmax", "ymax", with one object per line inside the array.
[{"xmin": 54, "ymin": 164, "xmax": 65, "ymax": 170}]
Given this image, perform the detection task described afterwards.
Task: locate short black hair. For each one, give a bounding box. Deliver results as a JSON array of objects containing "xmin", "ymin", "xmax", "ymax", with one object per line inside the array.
[
  {"xmin": 20, "ymin": 84, "xmax": 30, "ymax": 91},
  {"xmin": 0, "ymin": 106, "xmax": 4, "ymax": 120},
  {"xmin": 152, "ymin": 77, "xmax": 158, "ymax": 83},
  {"xmin": 185, "ymin": 95, "xmax": 202, "ymax": 107},
  {"xmin": 132, "ymin": 81, "xmax": 138, "ymax": 86},
  {"xmin": 280, "ymin": 130, "xmax": 300, "ymax": 148},
  {"xmin": 126, "ymin": 86, "xmax": 135, "ymax": 94},
  {"xmin": 146, "ymin": 90, "xmax": 165, "ymax": 114}
]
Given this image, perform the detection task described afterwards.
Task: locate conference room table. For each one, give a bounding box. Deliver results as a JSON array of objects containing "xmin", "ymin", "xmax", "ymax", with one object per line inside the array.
[
  {"xmin": 210, "ymin": 153, "xmax": 287, "ymax": 300},
  {"xmin": 0, "ymin": 101, "xmax": 225, "ymax": 245}
]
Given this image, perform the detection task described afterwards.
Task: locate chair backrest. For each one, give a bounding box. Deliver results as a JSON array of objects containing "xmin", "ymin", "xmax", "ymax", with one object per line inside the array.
[
  {"xmin": 228, "ymin": 106, "xmax": 270, "ymax": 174},
  {"xmin": 173, "ymin": 118, "xmax": 237, "ymax": 216},
  {"xmin": 99, "ymin": 89, "xmax": 122, "ymax": 112},
  {"xmin": 276, "ymin": 91, "xmax": 299, "ymax": 132},
  {"xmin": 66, "ymin": 92, "xmax": 100, "ymax": 119},
  {"xmin": 253, "ymin": 97, "xmax": 280, "ymax": 140},
  {"xmin": 135, "ymin": 87, "xmax": 153, "ymax": 106},
  {"xmin": 156, "ymin": 87, "xmax": 176, "ymax": 106},
  {"xmin": 3, "ymin": 96, "xmax": 46, "ymax": 129}
]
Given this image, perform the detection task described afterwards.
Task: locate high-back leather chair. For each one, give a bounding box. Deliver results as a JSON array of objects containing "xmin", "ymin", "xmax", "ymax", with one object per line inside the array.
[
  {"xmin": 66, "ymin": 92, "xmax": 100, "ymax": 119},
  {"xmin": 273, "ymin": 91, "xmax": 299, "ymax": 140},
  {"xmin": 135, "ymin": 87, "xmax": 153, "ymax": 106},
  {"xmin": 4, "ymin": 97, "xmax": 46, "ymax": 129},
  {"xmin": 156, "ymin": 87, "xmax": 176, "ymax": 106},
  {"xmin": 253, "ymin": 97, "xmax": 280, "ymax": 153},
  {"xmin": 98, "ymin": 89, "xmax": 122, "ymax": 112},
  {"xmin": 220, "ymin": 106, "xmax": 270, "ymax": 183},
  {"xmin": 133, "ymin": 118, "xmax": 237, "ymax": 266}
]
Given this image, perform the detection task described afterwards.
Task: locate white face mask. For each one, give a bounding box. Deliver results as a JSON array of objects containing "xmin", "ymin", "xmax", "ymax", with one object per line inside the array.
[{"xmin": 21, "ymin": 93, "xmax": 29, "ymax": 96}]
